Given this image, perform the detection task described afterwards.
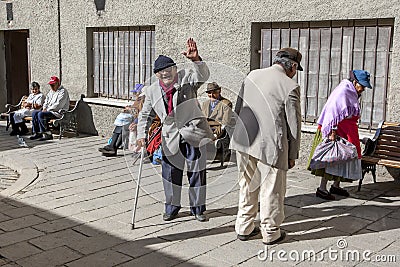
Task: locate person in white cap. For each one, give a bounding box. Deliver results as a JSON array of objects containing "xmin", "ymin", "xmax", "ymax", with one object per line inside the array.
[{"xmin": 30, "ymin": 76, "xmax": 70, "ymax": 141}]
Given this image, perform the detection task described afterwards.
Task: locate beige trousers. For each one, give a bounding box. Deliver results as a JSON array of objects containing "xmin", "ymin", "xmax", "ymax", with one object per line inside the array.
[{"xmin": 235, "ymin": 152, "xmax": 287, "ymax": 243}]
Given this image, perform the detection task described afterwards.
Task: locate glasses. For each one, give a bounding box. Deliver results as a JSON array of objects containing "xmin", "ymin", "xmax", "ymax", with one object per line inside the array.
[{"xmin": 158, "ymin": 67, "xmax": 174, "ymax": 74}]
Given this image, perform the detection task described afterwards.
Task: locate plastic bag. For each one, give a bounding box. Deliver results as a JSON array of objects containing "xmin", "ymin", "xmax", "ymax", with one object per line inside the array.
[
  {"xmin": 152, "ymin": 145, "xmax": 162, "ymax": 165},
  {"xmin": 310, "ymin": 136, "xmax": 358, "ymax": 170}
]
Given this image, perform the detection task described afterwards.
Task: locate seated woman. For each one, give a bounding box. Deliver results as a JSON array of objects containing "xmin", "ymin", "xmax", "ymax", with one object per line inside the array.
[
  {"xmin": 10, "ymin": 82, "xmax": 44, "ymax": 136},
  {"xmin": 99, "ymin": 84, "xmax": 145, "ymax": 156}
]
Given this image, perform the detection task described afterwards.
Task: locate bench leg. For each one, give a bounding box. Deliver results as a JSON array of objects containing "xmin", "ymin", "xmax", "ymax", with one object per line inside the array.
[
  {"xmin": 371, "ymin": 165, "xmax": 377, "ymax": 183},
  {"xmin": 59, "ymin": 126, "xmax": 63, "ymax": 140},
  {"xmin": 358, "ymin": 172, "xmax": 366, "ymax": 191},
  {"xmin": 6, "ymin": 117, "xmax": 10, "ymax": 131}
]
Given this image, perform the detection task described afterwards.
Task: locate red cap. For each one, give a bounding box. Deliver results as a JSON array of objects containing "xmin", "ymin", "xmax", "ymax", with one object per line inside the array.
[{"xmin": 48, "ymin": 76, "xmax": 60, "ymax": 85}]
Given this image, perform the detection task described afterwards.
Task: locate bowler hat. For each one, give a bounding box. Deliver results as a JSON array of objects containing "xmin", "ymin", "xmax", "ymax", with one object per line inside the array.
[
  {"xmin": 276, "ymin": 48, "xmax": 303, "ymax": 71},
  {"xmin": 153, "ymin": 55, "xmax": 176, "ymax": 73},
  {"xmin": 206, "ymin": 82, "xmax": 221, "ymax": 92},
  {"xmin": 352, "ymin": 70, "xmax": 372, "ymax": 89}
]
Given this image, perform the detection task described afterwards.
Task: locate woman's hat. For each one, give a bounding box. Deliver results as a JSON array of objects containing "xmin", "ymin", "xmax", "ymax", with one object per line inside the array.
[
  {"xmin": 130, "ymin": 83, "xmax": 144, "ymax": 94},
  {"xmin": 352, "ymin": 70, "xmax": 372, "ymax": 89}
]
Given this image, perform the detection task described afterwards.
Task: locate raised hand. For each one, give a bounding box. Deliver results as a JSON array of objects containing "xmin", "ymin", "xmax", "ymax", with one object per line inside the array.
[{"xmin": 181, "ymin": 38, "xmax": 201, "ymax": 61}]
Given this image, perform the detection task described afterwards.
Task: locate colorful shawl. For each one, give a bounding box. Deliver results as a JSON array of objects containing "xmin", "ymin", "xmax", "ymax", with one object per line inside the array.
[{"xmin": 317, "ymin": 79, "xmax": 360, "ymax": 137}]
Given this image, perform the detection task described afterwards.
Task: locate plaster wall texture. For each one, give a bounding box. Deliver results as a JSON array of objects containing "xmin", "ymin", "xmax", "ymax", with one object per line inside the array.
[{"xmin": 0, "ymin": 0, "xmax": 399, "ymax": 134}]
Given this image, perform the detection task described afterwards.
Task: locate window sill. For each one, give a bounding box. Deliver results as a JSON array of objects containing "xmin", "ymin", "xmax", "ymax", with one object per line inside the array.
[{"xmin": 83, "ymin": 97, "xmax": 132, "ymax": 108}]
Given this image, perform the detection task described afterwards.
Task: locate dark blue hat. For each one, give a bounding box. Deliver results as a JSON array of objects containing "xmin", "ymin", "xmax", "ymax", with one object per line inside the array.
[
  {"xmin": 353, "ymin": 70, "xmax": 372, "ymax": 89},
  {"xmin": 153, "ymin": 55, "xmax": 176, "ymax": 73}
]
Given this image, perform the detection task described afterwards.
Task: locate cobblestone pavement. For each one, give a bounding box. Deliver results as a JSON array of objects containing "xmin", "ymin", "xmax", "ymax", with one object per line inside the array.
[{"xmin": 0, "ymin": 121, "xmax": 399, "ymax": 266}]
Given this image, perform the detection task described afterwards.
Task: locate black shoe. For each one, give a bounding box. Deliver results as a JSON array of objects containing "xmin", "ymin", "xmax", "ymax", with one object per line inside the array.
[
  {"xmin": 163, "ymin": 213, "xmax": 178, "ymax": 221},
  {"xmin": 194, "ymin": 213, "xmax": 207, "ymax": 222},
  {"xmin": 237, "ymin": 227, "xmax": 260, "ymax": 241},
  {"xmin": 39, "ymin": 133, "xmax": 53, "ymax": 141},
  {"xmin": 29, "ymin": 133, "xmax": 42, "ymax": 140},
  {"xmin": 10, "ymin": 130, "xmax": 20, "ymax": 136},
  {"xmin": 330, "ymin": 186, "xmax": 350, "ymax": 197},
  {"xmin": 316, "ymin": 188, "xmax": 335, "ymax": 200},
  {"xmin": 99, "ymin": 145, "xmax": 115, "ymax": 153},
  {"xmin": 263, "ymin": 231, "xmax": 287, "ymax": 245}
]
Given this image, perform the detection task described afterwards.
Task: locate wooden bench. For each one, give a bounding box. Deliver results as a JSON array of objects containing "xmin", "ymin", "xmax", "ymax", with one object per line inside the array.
[
  {"xmin": 360, "ymin": 121, "xmax": 400, "ymax": 190},
  {"xmin": 1, "ymin": 94, "xmax": 84, "ymax": 139}
]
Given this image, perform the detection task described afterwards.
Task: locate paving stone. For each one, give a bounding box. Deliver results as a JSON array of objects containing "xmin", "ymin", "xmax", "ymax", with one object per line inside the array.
[
  {"xmin": 205, "ymin": 239, "xmax": 261, "ymax": 265},
  {"xmin": 321, "ymin": 215, "xmax": 373, "ymax": 234},
  {"xmin": 0, "ymin": 213, "xmax": 12, "ymax": 223},
  {"xmin": 0, "ymin": 242, "xmax": 42, "ymax": 261},
  {"xmin": 16, "ymin": 246, "xmax": 81, "ymax": 267},
  {"xmin": 0, "ymin": 215, "xmax": 47, "ymax": 232},
  {"xmin": 349, "ymin": 205, "xmax": 393, "ymax": 221},
  {"xmin": 29, "ymin": 229, "xmax": 88, "ymax": 250},
  {"xmin": 386, "ymin": 208, "xmax": 400, "ymax": 219},
  {"xmin": 1, "ymin": 206, "xmax": 39, "ymax": 219},
  {"xmin": 31, "ymin": 217, "xmax": 81, "ymax": 233},
  {"xmin": 177, "ymin": 253, "xmax": 233, "ymax": 266},
  {"xmin": 366, "ymin": 217, "xmax": 400, "ymax": 232},
  {"xmin": 0, "ymin": 228, "xmax": 44, "ymax": 247},
  {"xmin": 344, "ymin": 231, "xmax": 396, "ymax": 254},
  {"xmin": 66, "ymin": 234, "xmax": 126, "ymax": 255},
  {"xmin": 66, "ymin": 249, "xmax": 132, "ymax": 267},
  {"xmin": 113, "ymin": 237, "xmax": 173, "ymax": 259},
  {"xmin": 158, "ymin": 239, "xmax": 216, "ymax": 262},
  {"xmin": 282, "ymin": 214, "xmax": 326, "ymax": 234},
  {"xmin": 118, "ymin": 251, "xmax": 183, "ymax": 267}
]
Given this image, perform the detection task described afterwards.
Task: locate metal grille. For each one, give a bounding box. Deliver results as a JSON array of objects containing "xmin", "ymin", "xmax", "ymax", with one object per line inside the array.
[
  {"xmin": 92, "ymin": 26, "xmax": 155, "ymax": 99},
  {"xmin": 6, "ymin": 3, "xmax": 13, "ymax": 21},
  {"xmin": 260, "ymin": 19, "xmax": 393, "ymax": 129}
]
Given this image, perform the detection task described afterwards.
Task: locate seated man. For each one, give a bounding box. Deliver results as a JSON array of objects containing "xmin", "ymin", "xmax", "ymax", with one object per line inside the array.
[
  {"xmin": 10, "ymin": 81, "xmax": 44, "ymax": 136},
  {"xmin": 30, "ymin": 76, "xmax": 70, "ymax": 141},
  {"xmin": 201, "ymin": 82, "xmax": 233, "ymax": 139}
]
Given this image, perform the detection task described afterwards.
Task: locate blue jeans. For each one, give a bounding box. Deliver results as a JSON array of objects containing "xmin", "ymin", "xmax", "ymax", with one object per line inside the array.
[{"xmin": 31, "ymin": 110, "xmax": 57, "ymax": 134}]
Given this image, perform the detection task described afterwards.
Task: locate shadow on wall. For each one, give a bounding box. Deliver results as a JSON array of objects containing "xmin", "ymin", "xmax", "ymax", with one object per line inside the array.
[{"xmin": 77, "ymin": 95, "xmax": 98, "ymax": 136}]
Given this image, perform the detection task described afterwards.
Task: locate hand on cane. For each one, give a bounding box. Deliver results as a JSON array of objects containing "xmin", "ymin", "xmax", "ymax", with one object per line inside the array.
[{"xmin": 136, "ymin": 138, "xmax": 146, "ymax": 153}]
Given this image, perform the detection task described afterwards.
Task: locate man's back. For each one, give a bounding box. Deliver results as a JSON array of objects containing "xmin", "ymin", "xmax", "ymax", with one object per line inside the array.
[{"xmin": 230, "ymin": 64, "xmax": 301, "ymax": 170}]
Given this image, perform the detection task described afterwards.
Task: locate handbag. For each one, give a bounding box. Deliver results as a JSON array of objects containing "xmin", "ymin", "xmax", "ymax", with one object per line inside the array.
[
  {"xmin": 310, "ymin": 136, "xmax": 358, "ymax": 170},
  {"xmin": 175, "ymin": 88, "xmax": 214, "ymax": 147}
]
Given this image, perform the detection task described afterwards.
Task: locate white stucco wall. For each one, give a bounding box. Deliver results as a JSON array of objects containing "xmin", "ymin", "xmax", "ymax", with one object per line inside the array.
[{"xmin": 1, "ymin": 0, "xmax": 399, "ymax": 138}]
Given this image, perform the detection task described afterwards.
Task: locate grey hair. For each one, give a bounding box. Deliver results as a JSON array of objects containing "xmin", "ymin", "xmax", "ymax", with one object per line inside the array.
[{"xmin": 272, "ymin": 56, "xmax": 295, "ymax": 72}]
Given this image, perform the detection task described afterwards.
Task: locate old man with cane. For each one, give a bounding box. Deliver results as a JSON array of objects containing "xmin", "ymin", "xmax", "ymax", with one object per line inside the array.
[{"xmin": 136, "ymin": 38, "xmax": 214, "ymax": 222}]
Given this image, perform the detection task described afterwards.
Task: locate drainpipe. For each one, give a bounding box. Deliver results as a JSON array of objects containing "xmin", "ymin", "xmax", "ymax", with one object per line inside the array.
[{"xmin": 57, "ymin": 0, "xmax": 62, "ymax": 80}]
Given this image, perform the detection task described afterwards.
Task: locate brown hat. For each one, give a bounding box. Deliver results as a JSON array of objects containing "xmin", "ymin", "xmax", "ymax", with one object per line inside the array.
[
  {"xmin": 276, "ymin": 48, "xmax": 303, "ymax": 71},
  {"xmin": 206, "ymin": 82, "xmax": 221, "ymax": 92}
]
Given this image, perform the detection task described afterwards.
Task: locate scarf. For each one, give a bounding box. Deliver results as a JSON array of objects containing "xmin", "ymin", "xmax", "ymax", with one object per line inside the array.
[
  {"xmin": 160, "ymin": 76, "xmax": 178, "ymax": 116},
  {"xmin": 317, "ymin": 79, "xmax": 360, "ymax": 137}
]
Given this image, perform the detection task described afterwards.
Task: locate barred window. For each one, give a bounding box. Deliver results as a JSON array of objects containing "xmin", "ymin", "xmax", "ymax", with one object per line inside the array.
[
  {"xmin": 90, "ymin": 26, "xmax": 155, "ymax": 100},
  {"xmin": 258, "ymin": 19, "xmax": 393, "ymax": 129}
]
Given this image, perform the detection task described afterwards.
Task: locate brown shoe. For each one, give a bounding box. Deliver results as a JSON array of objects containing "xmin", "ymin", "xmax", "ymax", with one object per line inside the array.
[{"xmin": 316, "ymin": 188, "xmax": 335, "ymax": 200}]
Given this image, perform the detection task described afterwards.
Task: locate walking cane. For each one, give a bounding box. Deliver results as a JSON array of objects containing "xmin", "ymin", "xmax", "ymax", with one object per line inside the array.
[{"xmin": 131, "ymin": 146, "xmax": 145, "ymax": 229}]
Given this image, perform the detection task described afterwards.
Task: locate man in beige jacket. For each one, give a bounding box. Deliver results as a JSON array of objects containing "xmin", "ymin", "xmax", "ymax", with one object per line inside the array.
[{"xmin": 230, "ymin": 48, "xmax": 302, "ymax": 245}]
